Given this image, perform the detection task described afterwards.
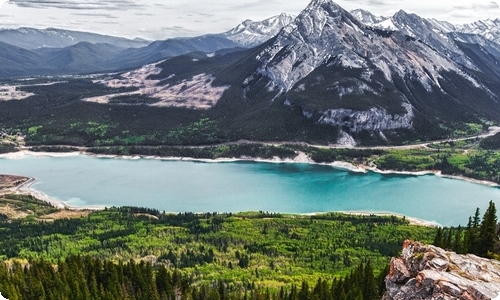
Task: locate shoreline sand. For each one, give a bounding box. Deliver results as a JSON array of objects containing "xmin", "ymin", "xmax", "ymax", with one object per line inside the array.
[{"xmin": 1, "ymin": 149, "xmax": 497, "ymax": 226}]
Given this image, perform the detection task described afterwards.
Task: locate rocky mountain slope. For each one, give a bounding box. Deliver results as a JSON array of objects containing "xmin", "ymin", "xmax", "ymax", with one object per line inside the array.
[
  {"xmin": 249, "ymin": 0, "xmax": 500, "ymax": 142},
  {"xmin": 79, "ymin": 0, "xmax": 500, "ymax": 145},
  {"xmin": 384, "ymin": 240, "xmax": 500, "ymax": 300},
  {"xmin": 2, "ymin": 0, "xmax": 500, "ymax": 145}
]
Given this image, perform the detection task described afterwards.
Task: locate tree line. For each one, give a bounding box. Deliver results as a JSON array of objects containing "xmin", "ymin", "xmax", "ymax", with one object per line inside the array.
[
  {"xmin": 433, "ymin": 200, "xmax": 498, "ymax": 257},
  {"xmin": 0, "ymin": 255, "xmax": 385, "ymax": 300}
]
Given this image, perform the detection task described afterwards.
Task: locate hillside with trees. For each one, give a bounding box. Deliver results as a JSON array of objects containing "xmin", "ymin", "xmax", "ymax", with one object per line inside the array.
[{"xmin": 0, "ymin": 196, "xmax": 438, "ymax": 299}]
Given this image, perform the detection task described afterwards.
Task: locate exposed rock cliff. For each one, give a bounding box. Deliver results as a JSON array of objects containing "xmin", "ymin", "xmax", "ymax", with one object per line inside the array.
[{"xmin": 384, "ymin": 240, "xmax": 500, "ymax": 300}]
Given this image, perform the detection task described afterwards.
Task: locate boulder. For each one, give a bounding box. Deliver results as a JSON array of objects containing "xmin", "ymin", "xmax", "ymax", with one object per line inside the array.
[{"xmin": 384, "ymin": 240, "xmax": 500, "ymax": 300}]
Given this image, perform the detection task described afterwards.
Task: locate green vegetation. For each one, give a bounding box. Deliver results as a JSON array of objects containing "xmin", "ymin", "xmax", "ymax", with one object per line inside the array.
[
  {"xmin": 0, "ymin": 255, "xmax": 385, "ymax": 300},
  {"xmin": 88, "ymin": 144, "xmax": 297, "ymax": 160},
  {"xmin": 433, "ymin": 201, "xmax": 499, "ymax": 258},
  {"xmin": 481, "ymin": 132, "xmax": 500, "ymax": 150},
  {"xmin": 0, "ymin": 194, "xmax": 58, "ymax": 219},
  {"xmin": 0, "ymin": 196, "xmax": 436, "ymax": 293}
]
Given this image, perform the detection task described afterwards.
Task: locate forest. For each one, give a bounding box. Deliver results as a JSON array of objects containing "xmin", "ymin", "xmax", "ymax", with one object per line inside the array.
[
  {"xmin": 0, "ymin": 255, "xmax": 384, "ymax": 300},
  {"xmin": 0, "ymin": 195, "xmax": 438, "ymax": 299}
]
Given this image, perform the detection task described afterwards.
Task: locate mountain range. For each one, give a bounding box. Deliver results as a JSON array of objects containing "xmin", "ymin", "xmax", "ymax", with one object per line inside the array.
[
  {"xmin": 1, "ymin": 0, "xmax": 500, "ymax": 145},
  {"xmin": 91, "ymin": 0, "xmax": 499, "ymax": 144},
  {"xmin": 0, "ymin": 14, "xmax": 293, "ymax": 78}
]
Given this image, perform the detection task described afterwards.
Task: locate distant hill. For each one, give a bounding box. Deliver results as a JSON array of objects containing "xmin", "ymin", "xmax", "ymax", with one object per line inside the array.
[{"xmin": 0, "ymin": 27, "xmax": 150, "ymax": 50}]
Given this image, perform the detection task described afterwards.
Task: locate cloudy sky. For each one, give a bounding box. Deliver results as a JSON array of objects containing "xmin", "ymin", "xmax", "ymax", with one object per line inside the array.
[{"xmin": 0, "ymin": 0, "xmax": 498, "ymax": 40}]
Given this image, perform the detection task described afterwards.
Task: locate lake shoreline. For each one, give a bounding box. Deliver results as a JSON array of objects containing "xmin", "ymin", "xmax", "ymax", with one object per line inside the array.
[
  {"xmin": 0, "ymin": 149, "xmax": 496, "ymax": 227},
  {"xmin": 3, "ymin": 173, "xmax": 440, "ymax": 227},
  {"xmin": 2, "ymin": 149, "xmax": 499, "ymax": 188}
]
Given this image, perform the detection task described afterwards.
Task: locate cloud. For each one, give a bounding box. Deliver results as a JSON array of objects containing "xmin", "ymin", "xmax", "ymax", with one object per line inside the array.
[
  {"xmin": 161, "ymin": 26, "xmax": 198, "ymax": 33},
  {"xmin": 72, "ymin": 13, "xmax": 119, "ymax": 18},
  {"xmin": 454, "ymin": 1, "xmax": 499, "ymax": 9},
  {"xmin": 10, "ymin": 0, "xmax": 141, "ymax": 11}
]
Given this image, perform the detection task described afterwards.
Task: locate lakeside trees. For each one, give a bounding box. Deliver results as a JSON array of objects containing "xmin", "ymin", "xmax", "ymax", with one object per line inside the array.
[{"xmin": 434, "ymin": 201, "xmax": 499, "ymax": 258}]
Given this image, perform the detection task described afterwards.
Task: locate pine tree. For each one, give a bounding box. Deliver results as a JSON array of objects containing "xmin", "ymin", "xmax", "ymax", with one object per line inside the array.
[
  {"xmin": 362, "ymin": 261, "xmax": 379, "ymax": 300},
  {"xmin": 469, "ymin": 208, "xmax": 482, "ymax": 255},
  {"xmin": 433, "ymin": 227, "xmax": 443, "ymax": 247},
  {"xmin": 444, "ymin": 227, "xmax": 453, "ymax": 249},
  {"xmin": 453, "ymin": 225, "xmax": 463, "ymax": 254},
  {"xmin": 464, "ymin": 216, "xmax": 473, "ymax": 253},
  {"xmin": 479, "ymin": 201, "xmax": 498, "ymax": 257}
]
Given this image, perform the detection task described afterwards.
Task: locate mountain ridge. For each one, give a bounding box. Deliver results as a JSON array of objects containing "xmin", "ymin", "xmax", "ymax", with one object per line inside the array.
[
  {"xmin": 0, "ymin": 27, "xmax": 151, "ymax": 50},
  {"xmin": 1, "ymin": 0, "xmax": 500, "ymax": 146}
]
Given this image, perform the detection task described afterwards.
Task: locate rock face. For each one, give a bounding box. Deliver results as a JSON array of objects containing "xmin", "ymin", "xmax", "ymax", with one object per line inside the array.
[{"xmin": 384, "ymin": 240, "xmax": 500, "ymax": 300}]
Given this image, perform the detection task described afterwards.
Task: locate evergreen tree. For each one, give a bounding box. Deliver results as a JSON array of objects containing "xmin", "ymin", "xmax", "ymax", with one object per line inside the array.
[
  {"xmin": 469, "ymin": 209, "xmax": 481, "ymax": 254},
  {"xmin": 362, "ymin": 261, "xmax": 379, "ymax": 300},
  {"xmin": 445, "ymin": 227, "xmax": 453, "ymax": 249},
  {"xmin": 464, "ymin": 217, "xmax": 473, "ymax": 253},
  {"xmin": 479, "ymin": 201, "xmax": 498, "ymax": 257},
  {"xmin": 433, "ymin": 227, "xmax": 443, "ymax": 247},
  {"xmin": 453, "ymin": 226, "xmax": 463, "ymax": 254}
]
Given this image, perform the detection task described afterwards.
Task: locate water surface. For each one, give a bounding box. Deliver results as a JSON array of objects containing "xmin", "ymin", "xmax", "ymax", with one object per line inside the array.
[{"xmin": 1, "ymin": 154, "xmax": 499, "ymax": 226}]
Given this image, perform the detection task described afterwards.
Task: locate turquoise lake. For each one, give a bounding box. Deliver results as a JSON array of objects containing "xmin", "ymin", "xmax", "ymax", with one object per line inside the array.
[{"xmin": 1, "ymin": 154, "xmax": 500, "ymax": 226}]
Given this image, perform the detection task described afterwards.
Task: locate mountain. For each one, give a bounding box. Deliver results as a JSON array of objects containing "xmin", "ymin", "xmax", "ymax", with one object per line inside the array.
[
  {"xmin": 458, "ymin": 19, "xmax": 500, "ymax": 45},
  {"xmin": 0, "ymin": 15, "xmax": 292, "ymax": 78},
  {"xmin": 350, "ymin": 9, "xmax": 387, "ymax": 26},
  {"xmin": 0, "ymin": 13, "xmax": 297, "ymax": 78},
  {"xmin": 0, "ymin": 35, "xmax": 240, "ymax": 78},
  {"xmin": 219, "ymin": 13, "xmax": 296, "ymax": 47},
  {"xmin": 0, "ymin": 42, "xmax": 127, "ymax": 77},
  {"xmin": 115, "ymin": 0, "xmax": 500, "ymax": 145},
  {"xmin": 2, "ymin": 0, "xmax": 500, "ymax": 145},
  {"xmin": 0, "ymin": 27, "xmax": 150, "ymax": 50},
  {"xmin": 243, "ymin": 0, "xmax": 500, "ymax": 139},
  {"xmin": 106, "ymin": 35, "xmax": 240, "ymax": 71}
]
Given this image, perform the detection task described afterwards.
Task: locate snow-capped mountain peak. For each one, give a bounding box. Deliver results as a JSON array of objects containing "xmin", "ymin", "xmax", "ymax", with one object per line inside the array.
[
  {"xmin": 253, "ymin": 0, "xmax": 478, "ymax": 94},
  {"xmin": 457, "ymin": 18, "xmax": 500, "ymax": 44},
  {"xmin": 350, "ymin": 9, "xmax": 387, "ymax": 26},
  {"xmin": 221, "ymin": 13, "xmax": 295, "ymax": 47},
  {"xmin": 254, "ymin": 0, "xmax": 365, "ymax": 92}
]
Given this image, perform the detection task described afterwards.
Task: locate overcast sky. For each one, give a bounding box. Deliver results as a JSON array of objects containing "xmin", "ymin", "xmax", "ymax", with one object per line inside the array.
[{"xmin": 0, "ymin": 0, "xmax": 498, "ymax": 40}]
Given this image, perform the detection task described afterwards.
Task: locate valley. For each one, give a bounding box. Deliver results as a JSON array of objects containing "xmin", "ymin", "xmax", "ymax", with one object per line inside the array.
[{"xmin": 0, "ymin": 0, "xmax": 500, "ymax": 298}]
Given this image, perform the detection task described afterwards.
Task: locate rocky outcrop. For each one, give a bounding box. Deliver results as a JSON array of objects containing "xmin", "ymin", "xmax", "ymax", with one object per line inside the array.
[
  {"xmin": 384, "ymin": 240, "xmax": 500, "ymax": 300},
  {"xmin": 317, "ymin": 102, "xmax": 414, "ymax": 132}
]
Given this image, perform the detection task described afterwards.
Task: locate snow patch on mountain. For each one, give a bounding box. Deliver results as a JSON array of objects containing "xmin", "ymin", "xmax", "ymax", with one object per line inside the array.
[
  {"xmin": 350, "ymin": 9, "xmax": 387, "ymax": 26},
  {"xmin": 457, "ymin": 19, "xmax": 500, "ymax": 44},
  {"xmin": 328, "ymin": 79, "xmax": 378, "ymax": 99},
  {"xmin": 221, "ymin": 13, "xmax": 295, "ymax": 47}
]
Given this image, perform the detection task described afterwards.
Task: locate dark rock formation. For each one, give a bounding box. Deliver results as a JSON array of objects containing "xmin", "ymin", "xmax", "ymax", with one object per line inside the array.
[{"xmin": 384, "ymin": 240, "xmax": 500, "ymax": 300}]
